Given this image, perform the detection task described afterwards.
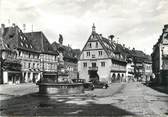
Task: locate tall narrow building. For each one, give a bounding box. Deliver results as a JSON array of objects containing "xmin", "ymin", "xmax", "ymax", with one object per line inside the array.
[{"xmin": 151, "ymin": 24, "xmax": 168, "ymax": 85}]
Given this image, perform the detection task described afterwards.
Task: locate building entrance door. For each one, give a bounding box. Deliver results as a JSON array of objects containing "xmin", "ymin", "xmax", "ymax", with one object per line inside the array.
[{"xmin": 88, "ymin": 70, "xmax": 99, "ymax": 82}]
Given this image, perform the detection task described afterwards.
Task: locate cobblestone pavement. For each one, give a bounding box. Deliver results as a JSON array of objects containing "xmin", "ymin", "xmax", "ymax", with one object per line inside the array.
[
  {"xmin": 0, "ymin": 82, "xmax": 168, "ymax": 116},
  {"xmin": 0, "ymin": 83, "xmax": 38, "ymax": 101}
]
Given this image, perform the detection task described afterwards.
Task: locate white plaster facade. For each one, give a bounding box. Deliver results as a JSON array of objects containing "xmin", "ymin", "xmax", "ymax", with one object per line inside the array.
[{"xmin": 78, "ymin": 25, "xmax": 127, "ymax": 83}]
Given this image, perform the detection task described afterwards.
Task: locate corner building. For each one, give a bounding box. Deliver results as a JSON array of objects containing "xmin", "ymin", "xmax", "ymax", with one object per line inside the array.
[{"xmin": 151, "ymin": 24, "xmax": 168, "ymax": 85}]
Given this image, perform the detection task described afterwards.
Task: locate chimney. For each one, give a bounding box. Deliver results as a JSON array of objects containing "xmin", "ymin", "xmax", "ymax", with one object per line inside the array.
[
  {"xmin": 123, "ymin": 44, "xmax": 125, "ymax": 49},
  {"xmin": 99, "ymin": 34, "xmax": 102, "ymax": 38},
  {"xmin": 12, "ymin": 23, "xmax": 16, "ymax": 27},
  {"xmin": 1, "ymin": 24, "xmax": 5, "ymax": 36},
  {"xmin": 163, "ymin": 24, "xmax": 168, "ymax": 33},
  {"xmin": 59, "ymin": 34, "xmax": 63, "ymax": 45},
  {"xmin": 164, "ymin": 24, "xmax": 168, "ymax": 28},
  {"xmin": 92, "ymin": 23, "xmax": 96, "ymax": 33},
  {"xmin": 23, "ymin": 24, "xmax": 26, "ymax": 32},
  {"xmin": 109, "ymin": 35, "xmax": 114, "ymax": 43}
]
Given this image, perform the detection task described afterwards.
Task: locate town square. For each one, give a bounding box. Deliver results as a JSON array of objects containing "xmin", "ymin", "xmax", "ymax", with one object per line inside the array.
[{"xmin": 0, "ymin": 0, "xmax": 168, "ymax": 116}]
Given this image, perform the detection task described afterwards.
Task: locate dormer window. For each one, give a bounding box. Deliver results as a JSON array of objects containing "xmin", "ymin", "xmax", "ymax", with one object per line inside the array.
[
  {"xmin": 23, "ymin": 37, "xmax": 26, "ymax": 40},
  {"xmin": 20, "ymin": 42, "xmax": 23, "ymax": 46},
  {"xmin": 20, "ymin": 36, "xmax": 23, "ymax": 40},
  {"xmin": 30, "ymin": 45, "xmax": 33, "ymax": 48},
  {"xmin": 9, "ymin": 32, "xmax": 14, "ymax": 38},
  {"xmin": 25, "ymin": 44, "xmax": 28, "ymax": 48}
]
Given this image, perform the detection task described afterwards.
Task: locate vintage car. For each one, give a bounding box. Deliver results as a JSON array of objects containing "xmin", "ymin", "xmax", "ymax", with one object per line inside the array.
[
  {"xmin": 83, "ymin": 82, "xmax": 94, "ymax": 90},
  {"xmin": 90, "ymin": 80, "xmax": 108, "ymax": 89},
  {"xmin": 71, "ymin": 79, "xmax": 94, "ymax": 90}
]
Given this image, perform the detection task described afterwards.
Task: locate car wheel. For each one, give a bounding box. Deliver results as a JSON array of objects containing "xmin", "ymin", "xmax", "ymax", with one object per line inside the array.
[
  {"xmin": 103, "ymin": 86, "xmax": 106, "ymax": 89},
  {"xmin": 91, "ymin": 87, "xmax": 94, "ymax": 90}
]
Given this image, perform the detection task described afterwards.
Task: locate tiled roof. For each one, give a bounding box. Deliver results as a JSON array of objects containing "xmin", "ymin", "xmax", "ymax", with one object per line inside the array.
[
  {"xmin": 0, "ymin": 29, "xmax": 8, "ymax": 50},
  {"xmin": 132, "ymin": 50, "xmax": 146, "ymax": 58},
  {"xmin": 88, "ymin": 33, "xmax": 126, "ymax": 62},
  {"xmin": 0, "ymin": 26, "xmax": 36, "ymax": 51},
  {"xmin": 25, "ymin": 32, "xmax": 58, "ymax": 55},
  {"xmin": 72, "ymin": 49, "xmax": 81, "ymax": 59},
  {"xmin": 87, "ymin": 32, "xmax": 151, "ymax": 63},
  {"xmin": 153, "ymin": 25, "xmax": 168, "ymax": 48},
  {"xmin": 52, "ymin": 42, "xmax": 80, "ymax": 61}
]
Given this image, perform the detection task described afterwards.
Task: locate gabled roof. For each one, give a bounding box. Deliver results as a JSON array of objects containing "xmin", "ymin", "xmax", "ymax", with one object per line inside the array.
[
  {"xmin": 81, "ymin": 29, "xmax": 152, "ymax": 63},
  {"xmin": 0, "ymin": 26, "xmax": 36, "ymax": 52},
  {"xmin": 25, "ymin": 32, "xmax": 58, "ymax": 55},
  {"xmin": 153, "ymin": 25, "xmax": 168, "ymax": 48},
  {"xmin": 82, "ymin": 32, "xmax": 126, "ymax": 62}
]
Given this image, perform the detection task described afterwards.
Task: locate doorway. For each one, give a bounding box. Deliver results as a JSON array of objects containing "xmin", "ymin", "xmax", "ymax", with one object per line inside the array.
[{"xmin": 88, "ymin": 70, "xmax": 99, "ymax": 82}]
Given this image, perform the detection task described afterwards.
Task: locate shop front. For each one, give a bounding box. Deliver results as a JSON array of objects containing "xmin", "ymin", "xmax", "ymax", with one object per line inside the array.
[
  {"xmin": 3, "ymin": 71, "xmax": 22, "ymax": 84},
  {"xmin": 2, "ymin": 59, "xmax": 22, "ymax": 84}
]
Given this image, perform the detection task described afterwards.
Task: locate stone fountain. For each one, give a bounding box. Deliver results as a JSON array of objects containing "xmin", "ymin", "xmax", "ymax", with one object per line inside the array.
[{"xmin": 36, "ymin": 34, "xmax": 84, "ymax": 95}]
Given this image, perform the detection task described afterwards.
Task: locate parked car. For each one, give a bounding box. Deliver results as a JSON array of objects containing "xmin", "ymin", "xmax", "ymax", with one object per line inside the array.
[
  {"xmin": 90, "ymin": 80, "xmax": 108, "ymax": 89},
  {"xmin": 83, "ymin": 82, "xmax": 94, "ymax": 90},
  {"xmin": 72, "ymin": 79, "xmax": 94, "ymax": 90}
]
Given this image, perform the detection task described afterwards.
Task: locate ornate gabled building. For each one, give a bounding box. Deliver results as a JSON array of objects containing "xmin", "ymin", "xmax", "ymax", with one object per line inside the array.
[
  {"xmin": 151, "ymin": 24, "xmax": 168, "ymax": 85},
  {"xmin": 0, "ymin": 24, "xmax": 22, "ymax": 84},
  {"xmin": 0, "ymin": 23, "xmax": 59, "ymax": 84},
  {"xmin": 1, "ymin": 24, "xmax": 39, "ymax": 83},
  {"xmin": 78, "ymin": 24, "xmax": 127, "ymax": 83}
]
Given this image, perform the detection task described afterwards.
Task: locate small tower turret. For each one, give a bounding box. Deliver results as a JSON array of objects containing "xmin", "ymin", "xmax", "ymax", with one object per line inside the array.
[{"xmin": 92, "ymin": 23, "xmax": 96, "ymax": 33}]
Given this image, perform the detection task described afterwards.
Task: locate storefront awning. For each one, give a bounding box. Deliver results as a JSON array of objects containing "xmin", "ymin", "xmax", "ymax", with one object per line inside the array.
[
  {"xmin": 43, "ymin": 72, "xmax": 57, "ymax": 76},
  {"xmin": 5, "ymin": 71, "xmax": 21, "ymax": 74},
  {"xmin": 28, "ymin": 69, "xmax": 41, "ymax": 72},
  {"xmin": 110, "ymin": 70, "xmax": 126, "ymax": 73}
]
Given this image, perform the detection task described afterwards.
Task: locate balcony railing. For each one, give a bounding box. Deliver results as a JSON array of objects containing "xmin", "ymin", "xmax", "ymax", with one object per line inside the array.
[{"xmin": 88, "ymin": 66, "xmax": 98, "ymax": 71}]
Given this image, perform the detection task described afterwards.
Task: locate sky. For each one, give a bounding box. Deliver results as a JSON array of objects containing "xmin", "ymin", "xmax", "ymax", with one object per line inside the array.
[{"xmin": 0, "ymin": 0, "xmax": 168, "ymax": 54}]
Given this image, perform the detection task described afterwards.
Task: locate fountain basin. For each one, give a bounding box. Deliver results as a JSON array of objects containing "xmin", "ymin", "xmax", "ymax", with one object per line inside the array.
[{"xmin": 36, "ymin": 83, "xmax": 84, "ymax": 95}]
